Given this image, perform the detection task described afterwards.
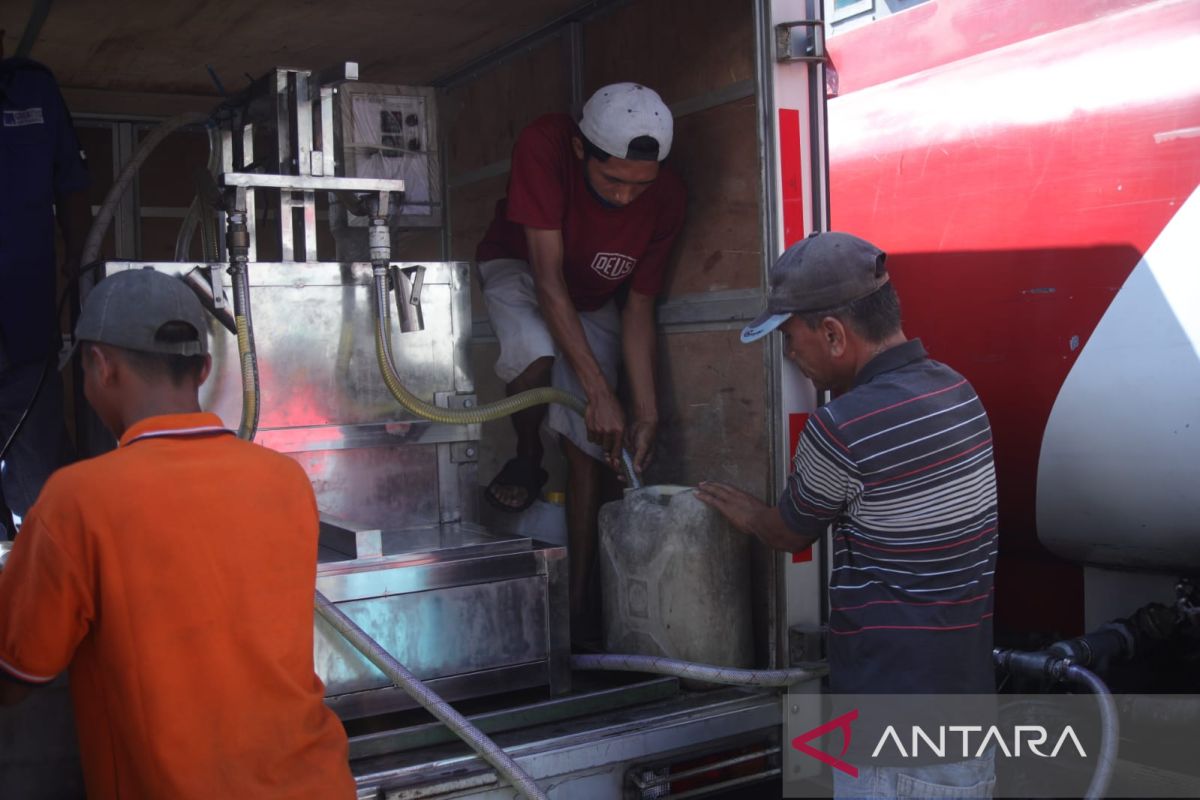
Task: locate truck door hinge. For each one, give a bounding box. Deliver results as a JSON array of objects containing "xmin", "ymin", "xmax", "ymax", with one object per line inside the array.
[{"xmin": 775, "ymin": 19, "xmax": 827, "ymax": 63}]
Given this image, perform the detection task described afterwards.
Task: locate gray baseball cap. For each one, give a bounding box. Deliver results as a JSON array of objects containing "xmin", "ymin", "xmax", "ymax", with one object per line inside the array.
[
  {"xmin": 75, "ymin": 268, "xmax": 208, "ymax": 356},
  {"xmin": 741, "ymin": 232, "xmax": 889, "ymax": 343}
]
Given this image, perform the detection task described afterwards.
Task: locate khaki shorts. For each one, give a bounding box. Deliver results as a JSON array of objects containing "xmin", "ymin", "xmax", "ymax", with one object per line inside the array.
[{"xmin": 478, "ymin": 258, "xmax": 620, "ymax": 462}]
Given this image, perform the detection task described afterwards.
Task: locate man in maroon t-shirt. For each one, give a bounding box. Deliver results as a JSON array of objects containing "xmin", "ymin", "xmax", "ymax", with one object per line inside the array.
[{"xmin": 476, "ymin": 83, "xmax": 686, "ymax": 642}]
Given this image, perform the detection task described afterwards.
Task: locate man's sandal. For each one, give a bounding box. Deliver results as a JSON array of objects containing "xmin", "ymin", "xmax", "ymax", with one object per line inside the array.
[{"xmin": 484, "ymin": 456, "xmax": 549, "ymax": 513}]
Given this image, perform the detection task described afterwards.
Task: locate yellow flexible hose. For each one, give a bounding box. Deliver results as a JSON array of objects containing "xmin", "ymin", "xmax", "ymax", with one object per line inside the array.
[
  {"xmin": 373, "ymin": 272, "xmax": 586, "ymax": 424},
  {"xmin": 235, "ymin": 313, "xmax": 258, "ymax": 440}
]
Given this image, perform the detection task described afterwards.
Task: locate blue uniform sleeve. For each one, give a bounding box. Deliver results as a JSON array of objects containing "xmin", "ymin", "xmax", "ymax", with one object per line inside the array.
[{"xmin": 48, "ymin": 78, "xmax": 89, "ymax": 196}]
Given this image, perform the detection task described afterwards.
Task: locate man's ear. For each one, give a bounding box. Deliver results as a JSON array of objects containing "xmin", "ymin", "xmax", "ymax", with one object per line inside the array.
[
  {"xmin": 86, "ymin": 344, "xmax": 118, "ymax": 386},
  {"xmin": 571, "ymin": 136, "xmax": 585, "ymax": 161},
  {"xmin": 198, "ymin": 354, "xmax": 213, "ymax": 387},
  {"xmin": 822, "ymin": 317, "xmax": 847, "ymax": 357}
]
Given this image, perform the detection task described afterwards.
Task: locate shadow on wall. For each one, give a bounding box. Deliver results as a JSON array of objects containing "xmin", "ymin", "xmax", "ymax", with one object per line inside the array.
[{"xmin": 886, "ymin": 244, "xmax": 1145, "ymax": 638}]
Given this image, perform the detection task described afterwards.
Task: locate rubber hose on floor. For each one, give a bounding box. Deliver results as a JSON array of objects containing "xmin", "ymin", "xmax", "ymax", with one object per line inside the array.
[{"xmin": 571, "ymin": 653, "xmax": 828, "ymax": 687}]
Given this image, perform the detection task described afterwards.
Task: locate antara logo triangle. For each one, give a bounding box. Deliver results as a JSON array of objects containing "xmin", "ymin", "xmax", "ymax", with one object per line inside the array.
[{"xmin": 791, "ymin": 708, "xmax": 859, "ymax": 778}]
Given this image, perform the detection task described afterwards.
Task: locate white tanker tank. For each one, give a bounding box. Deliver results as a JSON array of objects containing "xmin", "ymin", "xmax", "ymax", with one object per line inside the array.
[
  {"xmin": 1037, "ymin": 186, "xmax": 1200, "ymax": 572},
  {"xmin": 826, "ymin": 0, "xmax": 1200, "ymax": 580}
]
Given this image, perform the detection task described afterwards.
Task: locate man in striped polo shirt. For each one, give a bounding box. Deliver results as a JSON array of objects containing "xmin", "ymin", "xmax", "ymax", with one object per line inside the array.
[{"xmin": 698, "ymin": 232, "xmax": 997, "ymax": 798}]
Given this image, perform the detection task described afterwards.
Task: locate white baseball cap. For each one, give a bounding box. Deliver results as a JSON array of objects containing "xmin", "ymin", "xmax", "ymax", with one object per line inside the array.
[{"xmin": 579, "ymin": 82, "xmax": 673, "ymax": 161}]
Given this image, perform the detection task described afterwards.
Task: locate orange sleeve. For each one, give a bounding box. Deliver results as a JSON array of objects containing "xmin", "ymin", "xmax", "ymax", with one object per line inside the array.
[{"xmin": 0, "ymin": 512, "xmax": 93, "ymax": 684}]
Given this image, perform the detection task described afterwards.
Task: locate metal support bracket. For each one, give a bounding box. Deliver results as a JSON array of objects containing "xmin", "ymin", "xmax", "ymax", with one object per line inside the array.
[
  {"xmin": 775, "ymin": 19, "xmax": 826, "ymax": 63},
  {"xmin": 441, "ymin": 393, "xmax": 477, "ymax": 411},
  {"xmin": 451, "ymin": 442, "xmax": 478, "ymax": 464}
]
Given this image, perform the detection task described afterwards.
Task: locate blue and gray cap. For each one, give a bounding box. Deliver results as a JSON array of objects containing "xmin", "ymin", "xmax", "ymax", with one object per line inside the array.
[
  {"xmin": 74, "ymin": 268, "xmax": 208, "ymax": 356},
  {"xmin": 741, "ymin": 232, "xmax": 889, "ymax": 343}
]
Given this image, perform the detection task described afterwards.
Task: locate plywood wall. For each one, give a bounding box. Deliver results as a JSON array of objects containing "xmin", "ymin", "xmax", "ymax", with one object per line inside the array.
[
  {"xmin": 582, "ymin": 0, "xmax": 755, "ymax": 103},
  {"xmin": 445, "ymin": 0, "xmax": 769, "ymax": 500}
]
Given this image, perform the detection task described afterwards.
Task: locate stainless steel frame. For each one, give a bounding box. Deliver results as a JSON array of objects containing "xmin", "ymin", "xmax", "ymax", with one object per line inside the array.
[
  {"xmin": 351, "ymin": 688, "xmax": 781, "ymax": 798},
  {"xmin": 316, "ymin": 535, "xmax": 569, "ymax": 718},
  {"xmin": 98, "ymin": 63, "xmax": 569, "ymax": 720}
]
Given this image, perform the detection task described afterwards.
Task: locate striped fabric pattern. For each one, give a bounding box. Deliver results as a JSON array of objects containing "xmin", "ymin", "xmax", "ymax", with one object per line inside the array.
[{"xmin": 778, "ymin": 339, "xmax": 998, "ymax": 693}]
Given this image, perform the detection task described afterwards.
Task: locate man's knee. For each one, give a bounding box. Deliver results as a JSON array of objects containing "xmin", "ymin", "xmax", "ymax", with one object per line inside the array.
[
  {"xmin": 509, "ymin": 356, "xmax": 554, "ymax": 392},
  {"xmin": 561, "ymin": 437, "xmax": 600, "ymax": 475}
]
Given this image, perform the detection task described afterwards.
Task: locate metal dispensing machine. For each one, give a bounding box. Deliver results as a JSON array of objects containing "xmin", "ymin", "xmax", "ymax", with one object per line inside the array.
[{"xmin": 100, "ymin": 64, "xmax": 569, "ymax": 720}]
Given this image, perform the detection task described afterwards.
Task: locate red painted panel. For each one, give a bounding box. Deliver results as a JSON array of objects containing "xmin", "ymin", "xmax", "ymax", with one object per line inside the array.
[
  {"xmin": 788, "ymin": 412, "xmax": 813, "ymax": 563},
  {"xmin": 777, "ymin": 108, "xmax": 806, "ymax": 248}
]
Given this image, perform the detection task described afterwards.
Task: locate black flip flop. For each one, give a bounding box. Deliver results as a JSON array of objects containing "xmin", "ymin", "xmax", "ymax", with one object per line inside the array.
[{"xmin": 484, "ymin": 456, "xmax": 549, "ymax": 513}]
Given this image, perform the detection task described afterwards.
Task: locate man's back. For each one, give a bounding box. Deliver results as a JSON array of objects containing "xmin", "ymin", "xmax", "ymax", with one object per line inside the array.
[
  {"xmin": 784, "ymin": 340, "xmax": 998, "ymax": 693},
  {"xmin": 0, "ymin": 412, "xmax": 354, "ymax": 799}
]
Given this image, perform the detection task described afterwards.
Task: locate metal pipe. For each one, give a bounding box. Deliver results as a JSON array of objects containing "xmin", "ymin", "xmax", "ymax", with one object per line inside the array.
[
  {"xmin": 570, "ymin": 653, "xmax": 827, "ymax": 687},
  {"xmin": 621, "ymin": 448, "xmax": 643, "ymax": 490},
  {"xmin": 314, "ymin": 591, "xmax": 548, "ymax": 800}
]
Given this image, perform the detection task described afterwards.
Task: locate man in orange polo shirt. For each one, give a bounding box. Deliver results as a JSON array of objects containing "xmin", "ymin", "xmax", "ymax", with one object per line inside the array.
[{"xmin": 0, "ymin": 269, "xmax": 355, "ymax": 798}]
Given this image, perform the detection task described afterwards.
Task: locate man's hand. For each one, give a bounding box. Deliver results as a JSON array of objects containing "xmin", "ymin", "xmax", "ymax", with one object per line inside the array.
[
  {"xmin": 696, "ymin": 482, "xmax": 770, "ymax": 536},
  {"xmin": 625, "ymin": 417, "xmax": 658, "ymax": 476},
  {"xmin": 586, "ymin": 387, "xmax": 626, "ymax": 469},
  {"xmin": 696, "ymin": 481, "xmax": 819, "ymax": 552}
]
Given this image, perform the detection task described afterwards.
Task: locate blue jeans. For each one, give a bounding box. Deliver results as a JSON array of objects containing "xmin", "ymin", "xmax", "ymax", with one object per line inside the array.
[
  {"xmin": 833, "ymin": 751, "xmax": 995, "ymax": 799},
  {"xmin": 0, "ymin": 350, "xmax": 66, "ymax": 524}
]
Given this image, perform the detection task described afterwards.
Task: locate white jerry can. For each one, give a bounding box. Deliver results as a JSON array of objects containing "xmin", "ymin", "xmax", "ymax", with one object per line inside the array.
[{"xmin": 599, "ymin": 486, "xmax": 754, "ymax": 677}]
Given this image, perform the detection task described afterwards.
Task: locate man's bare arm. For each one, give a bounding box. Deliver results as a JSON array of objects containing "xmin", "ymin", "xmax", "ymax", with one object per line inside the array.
[
  {"xmin": 525, "ymin": 227, "xmax": 624, "ymax": 466},
  {"xmin": 696, "ymin": 481, "xmax": 820, "ymax": 552},
  {"xmin": 621, "ymin": 290, "xmax": 658, "ymax": 473}
]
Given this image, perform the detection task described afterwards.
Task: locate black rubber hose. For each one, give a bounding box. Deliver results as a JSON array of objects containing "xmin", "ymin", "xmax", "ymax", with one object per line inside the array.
[
  {"xmin": 1064, "ymin": 664, "xmax": 1119, "ymax": 800},
  {"xmin": 993, "ymin": 649, "xmax": 1120, "ymax": 800}
]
